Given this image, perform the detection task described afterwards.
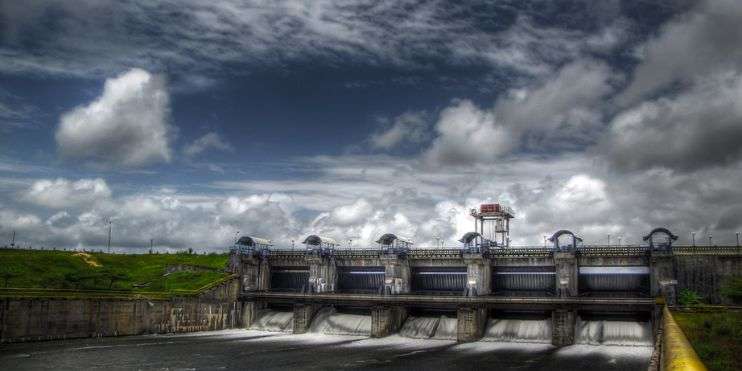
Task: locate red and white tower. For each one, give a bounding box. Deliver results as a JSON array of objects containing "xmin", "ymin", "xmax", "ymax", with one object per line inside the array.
[{"xmin": 470, "ymin": 203, "xmax": 515, "ymax": 248}]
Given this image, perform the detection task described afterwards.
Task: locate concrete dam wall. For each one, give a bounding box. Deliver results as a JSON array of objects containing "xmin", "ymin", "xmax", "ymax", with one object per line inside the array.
[{"xmin": 0, "ymin": 279, "xmax": 242, "ymax": 343}]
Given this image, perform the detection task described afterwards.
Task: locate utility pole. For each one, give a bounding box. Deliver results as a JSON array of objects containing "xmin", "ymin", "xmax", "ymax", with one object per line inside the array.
[
  {"xmin": 607, "ymin": 234, "xmax": 611, "ymax": 247},
  {"xmin": 107, "ymin": 220, "xmax": 112, "ymax": 253},
  {"xmin": 10, "ymin": 230, "xmax": 15, "ymax": 248},
  {"xmin": 736, "ymin": 232, "xmax": 740, "ymax": 247},
  {"xmin": 691, "ymin": 232, "xmax": 696, "ymax": 247}
]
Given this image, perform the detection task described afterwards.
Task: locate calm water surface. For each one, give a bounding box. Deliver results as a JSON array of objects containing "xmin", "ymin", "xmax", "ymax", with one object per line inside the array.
[{"xmin": 0, "ymin": 330, "xmax": 652, "ymax": 370}]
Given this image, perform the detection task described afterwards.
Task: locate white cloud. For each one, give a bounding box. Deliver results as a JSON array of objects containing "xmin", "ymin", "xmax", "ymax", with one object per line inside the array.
[
  {"xmin": 183, "ymin": 132, "xmax": 233, "ymax": 157},
  {"xmin": 0, "ymin": 1, "xmax": 625, "ymax": 81},
  {"xmin": 620, "ymin": 0, "xmax": 742, "ymax": 104},
  {"xmin": 23, "ymin": 178, "xmax": 111, "ymax": 209},
  {"xmin": 552, "ymin": 174, "xmax": 610, "ymax": 212},
  {"xmin": 329, "ymin": 198, "xmax": 373, "ymax": 226},
  {"xmin": 424, "ymin": 100, "xmax": 512, "ymax": 166},
  {"xmin": 606, "ymin": 72, "xmax": 742, "ymax": 172},
  {"xmin": 424, "ymin": 60, "xmax": 614, "ymax": 166},
  {"xmin": 55, "ymin": 68, "xmax": 173, "ymax": 167},
  {"xmin": 369, "ymin": 111, "xmax": 429, "ymax": 150}
]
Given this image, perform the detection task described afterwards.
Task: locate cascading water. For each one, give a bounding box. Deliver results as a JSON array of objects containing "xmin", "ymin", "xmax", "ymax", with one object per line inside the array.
[
  {"xmin": 249, "ymin": 309, "xmax": 294, "ymax": 332},
  {"xmin": 482, "ymin": 319, "xmax": 552, "ymax": 343},
  {"xmin": 309, "ymin": 307, "xmax": 372, "ymax": 336},
  {"xmin": 399, "ymin": 315, "xmax": 457, "ymax": 339},
  {"xmin": 575, "ymin": 318, "xmax": 653, "ymax": 346},
  {"xmin": 399, "ymin": 316, "xmax": 440, "ymax": 338},
  {"xmin": 432, "ymin": 316, "xmax": 457, "ymax": 340}
]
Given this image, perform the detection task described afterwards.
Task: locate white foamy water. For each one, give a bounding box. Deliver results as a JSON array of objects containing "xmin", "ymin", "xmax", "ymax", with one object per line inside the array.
[
  {"xmin": 309, "ymin": 307, "xmax": 372, "ymax": 336},
  {"xmin": 248, "ymin": 310, "xmax": 294, "ymax": 332},
  {"xmin": 398, "ymin": 315, "xmax": 458, "ymax": 339},
  {"xmin": 432, "ymin": 316, "xmax": 457, "ymax": 340},
  {"xmin": 575, "ymin": 319, "xmax": 653, "ymax": 346},
  {"xmin": 482, "ymin": 319, "xmax": 552, "ymax": 343},
  {"xmin": 399, "ymin": 316, "xmax": 440, "ymax": 338}
]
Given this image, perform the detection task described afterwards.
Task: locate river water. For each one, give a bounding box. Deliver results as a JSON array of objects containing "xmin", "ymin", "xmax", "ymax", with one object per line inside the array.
[{"xmin": 0, "ymin": 329, "xmax": 652, "ymax": 370}]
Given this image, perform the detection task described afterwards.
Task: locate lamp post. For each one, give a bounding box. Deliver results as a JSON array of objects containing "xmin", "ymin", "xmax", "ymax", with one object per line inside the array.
[{"xmin": 107, "ymin": 220, "xmax": 112, "ymax": 253}]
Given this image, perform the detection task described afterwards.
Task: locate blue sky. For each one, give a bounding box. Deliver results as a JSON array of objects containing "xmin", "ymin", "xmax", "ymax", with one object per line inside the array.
[{"xmin": 1, "ymin": 0, "xmax": 742, "ymax": 251}]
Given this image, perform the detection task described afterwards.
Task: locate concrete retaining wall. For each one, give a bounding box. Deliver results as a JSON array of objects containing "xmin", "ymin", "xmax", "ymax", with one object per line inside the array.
[
  {"xmin": 674, "ymin": 255, "xmax": 742, "ymax": 304},
  {"xmin": 0, "ymin": 279, "xmax": 241, "ymax": 343}
]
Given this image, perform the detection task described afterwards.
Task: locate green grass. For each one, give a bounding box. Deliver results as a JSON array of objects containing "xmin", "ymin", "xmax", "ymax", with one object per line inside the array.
[
  {"xmin": 673, "ymin": 310, "xmax": 742, "ymax": 371},
  {"xmin": 0, "ymin": 248, "xmax": 230, "ymax": 298}
]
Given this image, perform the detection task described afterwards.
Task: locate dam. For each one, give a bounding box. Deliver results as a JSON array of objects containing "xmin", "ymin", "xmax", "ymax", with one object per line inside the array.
[
  {"xmin": 2, "ymin": 204, "xmax": 739, "ymax": 370},
  {"xmin": 229, "ymin": 205, "xmax": 741, "ymax": 354}
]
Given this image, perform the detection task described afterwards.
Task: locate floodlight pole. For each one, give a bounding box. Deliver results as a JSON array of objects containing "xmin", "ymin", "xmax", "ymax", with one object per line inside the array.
[{"xmin": 107, "ymin": 221, "xmax": 112, "ymax": 253}]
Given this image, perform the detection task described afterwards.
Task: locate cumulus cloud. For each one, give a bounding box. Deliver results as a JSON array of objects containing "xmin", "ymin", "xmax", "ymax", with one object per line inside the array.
[
  {"xmin": 424, "ymin": 100, "xmax": 512, "ymax": 165},
  {"xmin": 55, "ymin": 68, "xmax": 173, "ymax": 167},
  {"xmin": 369, "ymin": 111, "xmax": 430, "ymax": 150},
  {"xmin": 424, "ymin": 60, "xmax": 614, "ymax": 166},
  {"xmin": 23, "ymin": 178, "xmax": 111, "ymax": 209},
  {"xmin": 183, "ymin": 132, "xmax": 234, "ymax": 157},
  {"xmin": 620, "ymin": 0, "xmax": 742, "ymax": 103},
  {"xmin": 606, "ymin": 72, "xmax": 742, "ymax": 172}
]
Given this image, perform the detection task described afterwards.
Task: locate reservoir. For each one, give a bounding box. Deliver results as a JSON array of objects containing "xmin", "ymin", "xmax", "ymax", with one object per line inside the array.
[{"xmin": 0, "ymin": 329, "xmax": 652, "ymax": 370}]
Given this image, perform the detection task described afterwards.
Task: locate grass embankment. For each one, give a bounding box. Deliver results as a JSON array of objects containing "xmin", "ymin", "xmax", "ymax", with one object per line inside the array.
[
  {"xmin": 673, "ymin": 310, "xmax": 742, "ymax": 371},
  {"xmin": 0, "ymin": 249, "xmax": 231, "ymax": 299}
]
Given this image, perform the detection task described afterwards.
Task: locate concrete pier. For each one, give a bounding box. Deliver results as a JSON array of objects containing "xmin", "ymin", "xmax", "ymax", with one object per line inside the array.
[
  {"xmin": 293, "ymin": 303, "xmax": 320, "ymax": 334},
  {"xmin": 554, "ymin": 251, "xmax": 578, "ymax": 297},
  {"xmin": 307, "ymin": 253, "xmax": 336, "ymax": 293},
  {"xmin": 456, "ymin": 306, "xmax": 487, "ymax": 342},
  {"xmin": 551, "ymin": 309, "xmax": 575, "ymax": 346},
  {"xmin": 371, "ymin": 306, "xmax": 407, "ymax": 337},
  {"xmin": 381, "ymin": 254, "xmax": 410, "ymax": 294},
  {"xmin": 463, "ymin": 252, "xmax": 491, "ymax": 296}
]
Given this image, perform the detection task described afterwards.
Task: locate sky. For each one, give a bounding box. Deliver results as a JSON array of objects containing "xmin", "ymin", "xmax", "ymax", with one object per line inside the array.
[{"xmin": 1, "ymin": 0, "xmax": 741, "ymax": 251}]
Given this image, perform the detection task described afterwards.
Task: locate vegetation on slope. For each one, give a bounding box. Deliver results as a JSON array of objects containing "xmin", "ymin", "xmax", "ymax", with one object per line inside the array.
[
  {"xmin": 673, "ymin": 310, "xmax": 742, "ymax": 371},
  {"xmin": 0, "ymin": 248, "xmax": 230, "ymax": 297}
]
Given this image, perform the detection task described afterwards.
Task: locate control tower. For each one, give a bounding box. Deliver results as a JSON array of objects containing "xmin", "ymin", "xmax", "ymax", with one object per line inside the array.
[{"xmin": 470, "ymin": 203, "xmax": 515, "ymax": 248}]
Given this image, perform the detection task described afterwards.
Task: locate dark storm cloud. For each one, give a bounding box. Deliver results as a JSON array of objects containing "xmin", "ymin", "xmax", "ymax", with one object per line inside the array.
[
  {"xmin": 1, "ymin": 0, "xmax": 742, "ymax": 251},
  {"xmin": 0, "ymin": 0, "xmax": 629, "ymax": 81}
]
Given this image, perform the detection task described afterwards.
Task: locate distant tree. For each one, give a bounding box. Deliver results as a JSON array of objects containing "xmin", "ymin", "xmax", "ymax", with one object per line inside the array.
[{"xmin": 100, "ymin": 268, "xmax": 130, "ymax": 289}]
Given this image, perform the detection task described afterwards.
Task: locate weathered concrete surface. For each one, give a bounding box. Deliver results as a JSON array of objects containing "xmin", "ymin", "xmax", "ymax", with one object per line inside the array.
[
  {"xmin": 551, "ymin": 309, "xmax": 575, "ymax": 346},
  {"xmin": 456, "ymin": 306, "xmax": 487, "ymax": 342},
  {"xmin": 292, "ymin": 303, "xmax": 321, "ymax": 334},
  {"xmin": 554, "ymin": 252, "xmax": 578, "ymax": 297},
  {"xmin": 674, "ymin": 254, "xmax": 742, "ymax": 304},
  {"xmin": 370, "ymin": 306, "xmax": 407, "ymax": 337},
  {"xmin": 0, "ymin": 279, "xmax": 241, "ymax": 343}
]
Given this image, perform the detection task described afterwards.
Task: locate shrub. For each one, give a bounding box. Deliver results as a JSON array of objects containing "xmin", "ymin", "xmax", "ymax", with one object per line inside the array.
[
  {"xmin": 679, "ymin": 288, "xmax": 704, "ymax": 306},
  {"xmin": 720, "ymin": 276, "xmax": 742, "ymax": 304}
]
